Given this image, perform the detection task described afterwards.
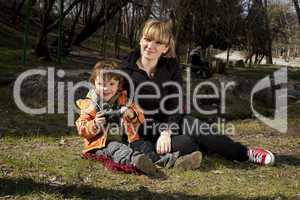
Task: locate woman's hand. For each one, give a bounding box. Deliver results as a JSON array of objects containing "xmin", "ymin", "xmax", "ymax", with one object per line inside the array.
[
  {"xmin": 94, "ymin": 112, "xmax": 106, "ymax": 128},
  {"xmin": 156, "ymin": 130, "xmax": 172, "ymax": 154}
]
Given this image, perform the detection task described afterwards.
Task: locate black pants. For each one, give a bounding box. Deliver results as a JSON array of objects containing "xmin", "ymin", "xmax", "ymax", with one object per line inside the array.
[{"xmin": 143, "ymin": 115, "xmax": 249, "ymax": 162}]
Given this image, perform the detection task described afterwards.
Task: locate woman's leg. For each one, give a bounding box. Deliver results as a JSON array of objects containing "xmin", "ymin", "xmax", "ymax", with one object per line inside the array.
[
  {"xmin": 136, "ymin": 123, "xmax": 199, "ymax": 156},
  {"xmin": 171, "ymin": 135, "xmax": 199, "ymax": 156},
  {"xmin": 130, "ymin": 140, "xmax": 182, "ymax": 168},
  {"xmin": 181, "ymin": 115, "xmax": 249, "ymax": 162},
  {"xmin": 170, "ymin": 135, "xmax": 203, "ymax": 170}
]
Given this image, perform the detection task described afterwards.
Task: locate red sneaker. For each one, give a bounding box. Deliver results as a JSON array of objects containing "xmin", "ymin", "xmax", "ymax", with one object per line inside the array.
[{"xmin": 247, "ymin": 148, "xmax": 275, "ymax": 166}]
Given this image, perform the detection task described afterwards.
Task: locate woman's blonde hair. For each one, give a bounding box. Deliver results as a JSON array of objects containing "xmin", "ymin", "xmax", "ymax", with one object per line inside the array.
[{"xmin": 141, "ymin": 19, "xmax": 176, "ymax": 58}]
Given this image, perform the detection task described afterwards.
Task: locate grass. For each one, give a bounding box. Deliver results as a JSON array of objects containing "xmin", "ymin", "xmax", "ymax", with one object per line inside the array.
[
  {"xmin": 0, "ymin": 86, "xmax": 72, "ymax": 137},
  {"xmin": 0, "ymin": 83, "xmax": 299, "ymax": 199},
  {"xmin": 0, "ymin": 132, "xmax": 299, "ymax": 199},
  {"xmin": 0, "ymin": 22, "xmax": 102, "ymax": 75},
  {"xmin": 0, "ymin": 47, "xmax": 55, "ymax": 74},
  {"xmin": 227, "ymin": 67, "xmax": 300, "ymax": 81},
  {"xmin": 0, "ymin": 47, "xmax": 27, "ymax": 72},
  {"xmin": 83, "ymin": 34, "xmax": 132, "ymax": 58},
  {"xmin": 0, "ymin": 21, "xmax": 50, "ymax": 74},
  {"xmin": 0, "ymin": 21, "xmax": 26, "ymax": 49}
]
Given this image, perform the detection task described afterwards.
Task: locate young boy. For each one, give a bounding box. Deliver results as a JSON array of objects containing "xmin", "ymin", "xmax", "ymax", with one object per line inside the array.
[{"xmin": 76, "ymin": 61, "xmax": 196, "ymax": 176}]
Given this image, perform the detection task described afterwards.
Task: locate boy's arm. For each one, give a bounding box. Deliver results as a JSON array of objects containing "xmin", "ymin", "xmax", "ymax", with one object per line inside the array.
[
  {"xmin": 122, "ymin": 103, "xmax": 144, "ymax": 143},
  {"xmin": 75, "ymin": 99, "xmax": 101, "ymax": 140},
  {"xmin": 75, "ymin": 114, "xmax": 99, "ymax": 140},
  {"xmin": 124, "ymin": 103, "xmax": 144, "ymax": 126}
]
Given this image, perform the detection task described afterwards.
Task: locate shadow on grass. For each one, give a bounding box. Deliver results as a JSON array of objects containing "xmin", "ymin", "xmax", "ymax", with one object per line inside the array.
[
  {"xmin": 200, "ymin": 153, "xmax": 300, "ymax": 172},
  {"xmin": 275, "ymin": 154, "xmax": 300, "ymax": 167},
  {"xmin": 199, "ymin": 155, "xmax": 258, "ymax": 172},
  {"xmin": 0, "ymin": 177, "xmax": 287, "ymax": 200}
]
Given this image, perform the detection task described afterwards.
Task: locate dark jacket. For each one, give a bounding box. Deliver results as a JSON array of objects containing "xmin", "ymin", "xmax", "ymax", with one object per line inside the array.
[{"xmin": 120, "ymin": 49, "xmax": 184, "ymax": 141}]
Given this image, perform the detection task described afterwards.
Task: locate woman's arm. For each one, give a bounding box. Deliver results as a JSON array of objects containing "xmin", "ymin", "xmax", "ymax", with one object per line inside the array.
[
  {"xmin": 157, "ymin": 60, "xmax": 184, "ymax": 154},
  {"xmin": 165, "ymin": 60, "xmax": 184, "ymax": 132}
]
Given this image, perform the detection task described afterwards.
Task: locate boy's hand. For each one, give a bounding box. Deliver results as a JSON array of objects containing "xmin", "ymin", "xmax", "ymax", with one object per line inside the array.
[
  {"xmin": 121, "ymin": 106, "xmax": 136, "ymax": 120},
  {"xmin": 94, "ymin": 112, "xmax": 107, "ymax": 128}
]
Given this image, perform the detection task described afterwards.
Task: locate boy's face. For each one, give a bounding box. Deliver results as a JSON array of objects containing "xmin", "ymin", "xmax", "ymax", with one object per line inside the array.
[{"xmin": 94, "ymin": 75, "xmax": 119, "ymax": 102}]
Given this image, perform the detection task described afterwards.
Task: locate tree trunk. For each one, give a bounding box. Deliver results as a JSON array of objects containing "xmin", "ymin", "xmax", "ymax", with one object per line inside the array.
[
  {"xmin": 143, "ymin": 0, "xmax": 153, "ymax": 20},
  {"xmin": 67, "ymin": 2, "xmax": 83, "ymax": 47},
  {"xmin": 36, "ymin": 33, "xmax": 51, "ymax": 61},
  {"xmin": 293, "ymin": 0, "xmax": 300, "ymax": 26},
  {"xmin": 265, "ymin": 42, "xmax": 273, "ymax": 64},
  {"xmin": 248, "ymin": 52, "xmax": 253, "ymax": 67},
  {"xmin": 114, "ymin": 12, "xmax": 122, "ymax": 58},
  {"xmin": 128, "ymin": 5, "xmax": 136, "ymax": 48},
  {"xmin": 263, "ymin": 0, "xmax": 273, "ymax": 64},
  {"xmin": 11, "ymin": 0, "xmax": 17, "ymax": 11},
  {"xmin": 11, "ymin": 0, "xmax": 26, "ymax": 25},
  {"xmin": 226, "ymin": 47, "xmax": 230, "ymax": 67},
  {"xmin": 254, "ymin": 53, "xmax": 259, "ymax": 64},
  {"xmin": 258, "ymin": 54, "xmax": 265, "ymax": 64},
  {"xmin": 35, "ymin": 0, "xmax": 55, "ymax": 60}
]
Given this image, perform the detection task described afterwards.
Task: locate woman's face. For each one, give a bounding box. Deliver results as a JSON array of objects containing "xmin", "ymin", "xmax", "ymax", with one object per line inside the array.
[
  {"xmin": 94, "ymin": 75, "xmax": 119, "ymax": 102},
  {"xmin": 140, "ymin": 36, "xmax": 169, "ymax": 60}
]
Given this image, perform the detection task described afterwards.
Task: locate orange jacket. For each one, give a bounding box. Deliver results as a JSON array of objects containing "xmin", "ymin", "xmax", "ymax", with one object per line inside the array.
[{"xmin": 75, "ymin": 90, "xmax": 144, "ymax": 154}]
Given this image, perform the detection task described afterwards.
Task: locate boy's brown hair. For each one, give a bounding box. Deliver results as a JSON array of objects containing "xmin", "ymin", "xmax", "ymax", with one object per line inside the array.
[{"xmin": 89, "ymin": 60, "xmax": 123, "ymax": 87}]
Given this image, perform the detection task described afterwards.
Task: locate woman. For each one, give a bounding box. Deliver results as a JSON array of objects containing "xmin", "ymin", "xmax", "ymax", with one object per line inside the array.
[{"xmin": 121, "ymin": 19, "xmax": 275, "ymax": 166}]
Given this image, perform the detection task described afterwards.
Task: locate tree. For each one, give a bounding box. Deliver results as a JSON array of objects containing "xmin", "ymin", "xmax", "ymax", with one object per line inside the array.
[
  {"xmin": 192, "ymin": 0, "xmax": 219, "ymax": 56},
  {"xmin": 292, "ymin": 0, "xmax": 300, "ymax": 26},
  {"xmin": 246, "ymin": 0, "xmax": 273, "ymax": 65},
  {"xmin": 218, "ymin": 0, "xmax": 244, "ymax": 67}
]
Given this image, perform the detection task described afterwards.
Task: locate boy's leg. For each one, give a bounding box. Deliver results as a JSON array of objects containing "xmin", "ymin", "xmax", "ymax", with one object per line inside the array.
[
  {"xmin": 129, "ymin": 140, "xmax": 160, "ymax": 162},
  {"xmin": 130, "ymin": 140, "xmax": 201, "ymax": 169},
  {"xmin": 96, "ymin": 141, "xmax": 133, "ymax": 165},
  {"xmin": 97, "ymin": 141, "xmax": 160, "ymax": 176},
  {"xmin": 155, "ymin": 151, "xmax": 180, "ymax": 168}
]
